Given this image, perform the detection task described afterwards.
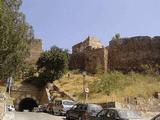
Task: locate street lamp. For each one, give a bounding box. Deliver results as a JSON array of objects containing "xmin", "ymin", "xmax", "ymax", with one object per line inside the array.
[
  {"xmin": 7, "ymin": 77, "xmax": 13, "ymax": 96},
  {"xmin": 82, "ymin": 71, "xmax": 87, "ymax": 93},
  {"xmin": 82, "ymin": 71, "xmax": 89, "ymax": 103}
]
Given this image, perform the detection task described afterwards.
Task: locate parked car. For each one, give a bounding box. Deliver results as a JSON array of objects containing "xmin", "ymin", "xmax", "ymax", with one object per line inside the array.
[
  {"xmin": 33, "ymin": 107, "xmax": 39, "ymax": 112},
  {"xmin": 41, "ymin": 104, "xmax": 48, "ymax": 113},
  {"xmin": 66, "ymin": 103, "xmax": 102, "ymax": 120},
  {"xmin": 151, "ymin": 113, "xmax": 160, "ymax": 120},
  {"xmin": 53, "ymin": 99, "xmax": 75, "ymax": 115},
  {"xmin": 7, "ymin": 104, "xmax": 15, "ymax": 111},
  {"xmin": 23, "ymin": 109, "xmax": 29, "ymax": 112},
  {"xmin": 46, "ymin": 103, "xmax": 54, "ymax": 114},
  {"xmin": 95, "ymin": 108, "xmax": 148, "ymax": 120}
]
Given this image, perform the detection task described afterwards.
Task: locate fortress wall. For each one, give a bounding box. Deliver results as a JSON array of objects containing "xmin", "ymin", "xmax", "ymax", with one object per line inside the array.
[
  {"xmin": 69, "ymin": 52, "xmax": 86, "ymax": 70},
  {"xmin": 70, "ymin": 36, "xmax": 160, "ymax": 73},
  {"xmin": 70, "ymin": 36, "xmax": 106, "ymax": 73},
  {"xmin": 108, "ymin": 36, "xmax": 160, "ymax": 72},
  {"xmin": 69, "ymin": 48, "xmax": 108, "ymax": 73},
  {"xmin": 85, "ymin": 47, "xmax": 108, "ymax": 73},
  {"xmin": 86, "ymin": 36, "xmax": 103, "ymax": 49},
  {"xmin": 25, "ymin": 39, "xmax": 43, "ymax": 64},
  {"xmin": 72, "ymin": 42, "xmax": 83, "ymax": 54},
  {"xmin": 72, "ymin": 36, "xmax": 102, "ymax": 54}
]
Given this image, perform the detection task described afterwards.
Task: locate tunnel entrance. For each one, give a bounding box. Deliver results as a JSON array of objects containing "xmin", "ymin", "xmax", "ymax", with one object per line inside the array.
[{"xmin": 19, "ymin": 98, "xmax": 38, "ymax": 112}]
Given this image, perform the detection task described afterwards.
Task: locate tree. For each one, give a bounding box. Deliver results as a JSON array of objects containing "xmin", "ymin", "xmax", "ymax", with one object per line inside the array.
[
  {"xmin": 29, "ymin": 46, "xmax": 69, "ymax": 88},
  {"xmin": 0, "ymin": 0, "xmax": 34, "ymax": 80}
]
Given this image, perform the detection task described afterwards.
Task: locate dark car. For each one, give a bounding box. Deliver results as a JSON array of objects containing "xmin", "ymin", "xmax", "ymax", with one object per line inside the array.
[
  {"xmin": 95, "ymin": 108, "xmax": 147, "ymax": 120},
  {"xmin": 151, "ymin": 113, "xmax": 160, "ymax": 120},
  {"xmin": 66, "ymin": 103, "xmax": 102, "ymax": 120}
]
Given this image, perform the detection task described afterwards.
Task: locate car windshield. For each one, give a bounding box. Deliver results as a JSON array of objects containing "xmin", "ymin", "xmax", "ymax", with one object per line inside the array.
[
  {"xmin": 63, "ymin": 101, "xmax": 74, "ymax": 105},
  {"xmin": 118, "ymin": 109, "xmax": 141, "ymax": 119},
  {"xmin": 88, "ymin": 104, "xmax": 102, "ymax": 113}
]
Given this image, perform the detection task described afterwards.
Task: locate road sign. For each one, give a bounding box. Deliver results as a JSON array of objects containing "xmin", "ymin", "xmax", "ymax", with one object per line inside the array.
[{"xmin": 85, "ymin": 88, "xmax": 89, "ymax": 93}]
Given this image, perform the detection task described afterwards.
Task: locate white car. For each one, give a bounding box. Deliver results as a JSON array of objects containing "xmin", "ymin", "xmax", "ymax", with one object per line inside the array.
[
  {"xmin": 23, "ymin": 109, "xmax": 29, "ymax": 112},
  {"xmin": 7, "ymin": 105, "xmax": 15, "ymax": 111}
]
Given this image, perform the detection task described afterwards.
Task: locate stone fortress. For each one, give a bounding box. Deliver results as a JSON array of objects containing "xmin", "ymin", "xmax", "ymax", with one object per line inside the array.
[
  {"xmin": 12, "ymin": 36, "xmax": 160, "ymax": 111},
  {"xmin": 70, "ymin": 36, "xmax": 160, "ymax": 73},
  {"xmin": 69, "ymin": 36, "xmax": 108, "ymax": 73},
  {"xmin": 25, "ymin": 36, "xmax": 160, "ymax": 74}
]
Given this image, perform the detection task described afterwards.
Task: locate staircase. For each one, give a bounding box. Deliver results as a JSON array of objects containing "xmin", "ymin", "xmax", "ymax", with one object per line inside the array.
[{"xmin": 46, "ymin": 83, "xmax": 76, "ymax": 101}]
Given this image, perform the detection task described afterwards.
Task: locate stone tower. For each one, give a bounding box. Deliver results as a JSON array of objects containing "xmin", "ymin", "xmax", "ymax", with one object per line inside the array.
[
  {"xmin": 25, "ymin": 39, "xmax": 43, "ymax": 64},
  {"xmin": 70, "ymin": 36, "xmax": 108, "ymax": 73}
]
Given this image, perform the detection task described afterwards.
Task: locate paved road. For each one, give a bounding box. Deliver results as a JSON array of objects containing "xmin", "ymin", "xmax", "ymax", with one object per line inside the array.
[{"xmin": 4, "ymin": 112, "xmax": 65, "ymax": 120}]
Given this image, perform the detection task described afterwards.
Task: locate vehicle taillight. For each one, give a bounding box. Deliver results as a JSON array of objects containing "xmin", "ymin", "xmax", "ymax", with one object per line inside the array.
[{"xmin": 83, "ymin": 112, "xmax": 89, "ymax": 120}]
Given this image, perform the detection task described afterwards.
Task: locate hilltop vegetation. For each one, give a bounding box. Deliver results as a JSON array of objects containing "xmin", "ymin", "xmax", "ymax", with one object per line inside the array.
[{"xmin": 54, "ymin": 70, "xmax": 160, "ymax": 103}]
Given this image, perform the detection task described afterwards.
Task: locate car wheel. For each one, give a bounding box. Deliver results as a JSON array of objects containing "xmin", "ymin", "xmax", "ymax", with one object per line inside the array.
[
  {"xmin": 54, "ymin": 112, "xmax": 58, "ymax": 116},
  {"xmin": 52, "ymin": 111, "xmax": 54, "ymax": 115},
  {"xmin": 66, "ymin": 113, "xmax": 70, "ymax": 120},
  {"xmin": 55, "ymin": 111, "xmax": 61, "ymax": 116}
]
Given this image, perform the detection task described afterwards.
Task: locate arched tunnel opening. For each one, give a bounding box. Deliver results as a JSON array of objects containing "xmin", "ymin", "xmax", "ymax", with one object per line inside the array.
[{"xmin": 19, "ymin": 98, "xmax": 38, "ymax": 112}]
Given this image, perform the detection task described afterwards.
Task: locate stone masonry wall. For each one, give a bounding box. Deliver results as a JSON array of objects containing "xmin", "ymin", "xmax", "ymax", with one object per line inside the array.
[
  {"xmin": 108, "ymin": 36, "xmax": 160, "ymax": 72},
  {"xmin": 25, "ymin": 39, "xmax": 43, "ymax": 64},
  {"xmin": 69, "ymin": 52, "xmax": 86, "ymax": 70},
  {"xmin": 70, "ymin": 35, "xmax": 160, "ymax": 73},
  {"xmin": 72, "ymin": 36, "xmax": 102, "ymax": 54},
  {"xmin": 70, "ymin": 36, "xmax": 107, "ymax": 73},
  {"xmin": 85, "ymin": 48, "xmax": 108, "ymax": 73}
]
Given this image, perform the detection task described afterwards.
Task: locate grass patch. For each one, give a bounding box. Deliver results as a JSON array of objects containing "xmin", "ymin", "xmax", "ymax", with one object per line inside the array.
[
  {"xmin": 90, "ymin": 71, "xmax": 130, "ymax": 95},
  {"xmin": 0, "ymin": 86, "xmax": 6, "ymax": 93}
]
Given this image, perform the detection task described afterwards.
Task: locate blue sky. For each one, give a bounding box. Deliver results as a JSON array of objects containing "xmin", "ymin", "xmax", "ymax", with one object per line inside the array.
[{"xmin": 21, "ymin": 0, "xmax": 160, "ymax": 51}]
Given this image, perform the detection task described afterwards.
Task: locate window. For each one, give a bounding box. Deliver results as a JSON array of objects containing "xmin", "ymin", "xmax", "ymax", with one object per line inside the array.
[
  {"xmin": 77, "ymin": 104, "xmax": 87, "ymax": 111},
  {"xmin": 97, "ymin": 109, "xmax": 108, "ymax": 117},
  {"xmin": 71, "ymin": 104, "xmax": 78, "ymax": 110}
]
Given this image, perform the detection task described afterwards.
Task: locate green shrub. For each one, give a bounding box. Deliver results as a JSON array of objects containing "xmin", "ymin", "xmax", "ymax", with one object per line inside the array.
[
  {"xmin": 90, "ymin": 71, "xmax": 130, "ymax": 95},
  {"xmin": 90, "ymin": 70, "xmax": 160, "ymax": 98}
]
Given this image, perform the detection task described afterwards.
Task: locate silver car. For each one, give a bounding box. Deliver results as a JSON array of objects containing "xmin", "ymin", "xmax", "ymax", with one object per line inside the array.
[
  {"xmin": 151, "ymin": 113, "xmax": 160, "ymax": 120},
  {"xmin": 53, "ymin": 99, "xmax": 75, "ymax": 115},
  {"xmin": 96, "ymin": 108, "xmax": 149, "ymax": 120}
]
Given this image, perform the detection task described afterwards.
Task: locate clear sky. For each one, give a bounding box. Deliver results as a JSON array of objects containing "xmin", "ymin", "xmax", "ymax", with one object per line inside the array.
[{"xmin": 21, "ymin": 0, "xmax": 160, "ymax": 51}]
